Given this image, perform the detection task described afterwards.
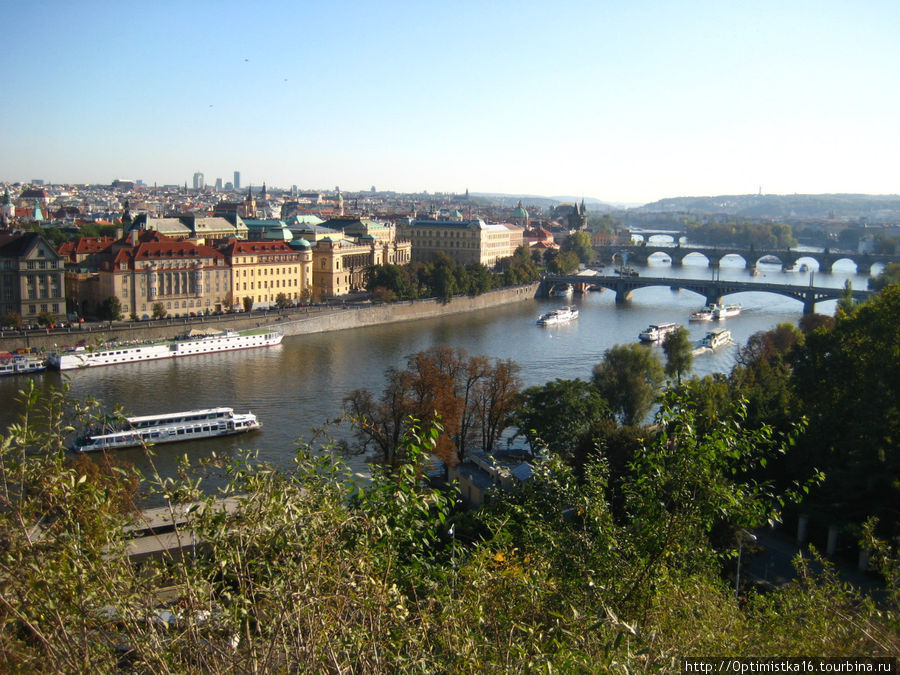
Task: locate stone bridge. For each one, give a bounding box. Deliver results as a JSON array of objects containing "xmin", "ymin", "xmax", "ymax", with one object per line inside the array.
[
  {"xmin": 540, "ymin": 273, "xmax": 874, "ymax": 314},
  {"xmin": 593, "ymin": 244, "xmax": 897, "ymax": 275}
]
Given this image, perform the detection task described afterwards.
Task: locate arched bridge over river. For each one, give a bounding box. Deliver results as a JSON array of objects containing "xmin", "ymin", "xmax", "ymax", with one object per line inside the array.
[
  {"xmin": 539, "ymin": 273, "xmax": 874, "ymax": 314},
  {"xmin": 593, "ymin": 244, "xmax": 897, "ymax": 275}
]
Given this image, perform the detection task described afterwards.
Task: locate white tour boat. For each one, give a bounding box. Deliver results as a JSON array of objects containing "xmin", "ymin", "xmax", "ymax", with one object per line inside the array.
[
  {"xmin": 689, "ymin": 305, "xmax": 716, "ymax": 321},
  {"xmin": 71, "ymin": 407, "xmax": 261, "ymax": 452},
  {"xmin": 701, "ymin": 328, "xmax": 733, "ymax": 350},
  {"xmin": 638, "ymin": 322, "xmax": 680, "ymax": 343},
  {"xmin": 713, "ymin": 304, "xmax": 742, "ymax": 320},
  {"xmin": 47, "ymin": 328, "xmax": 283, "ymax": 371},
  {"xmin": 0, "ymin": 353, "xmax": 47, "ymax": 376},
  {"xmin": 537, "ymin": 306, "xmax": 579, "ymax": 326}
]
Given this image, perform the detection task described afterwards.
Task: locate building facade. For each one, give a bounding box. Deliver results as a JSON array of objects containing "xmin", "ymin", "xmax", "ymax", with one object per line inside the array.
[
  {"xmin": 222, "ymin": 239, "xmax": 313, "ymax": 309},
  {"xmin": 0, "ymin": 232, "xmax": 67, "ymax": 322},
  {"xmin": 91, "ymin": 231, "xmax": 230, "ymax": 319},
  {"xmin": 400, "ymin": 218, "xmax": 523, "ymax": 268}
]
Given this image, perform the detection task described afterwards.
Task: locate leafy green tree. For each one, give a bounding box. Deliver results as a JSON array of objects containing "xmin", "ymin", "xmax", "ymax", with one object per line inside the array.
[
  {"xmin": 564, "ymin": 230, "xmax": 596, "ymax": 265},
  {"xmin": 36, "ymin": 310, "xmax": 56, "ymax": 326},
  {"xmin": 870, "ymin": 262, "xmax": 900, "ymax": 291},
  {"xmin": 547, "ymin": 250, "xmax": 580, "ymax": 274},
  {"xmin": 662, "ymin": 325, "xmax": 693, "ymax": 383},
  {"xmin": 97, "ymin": 295, "xmax": 122, "ymax": 321},
  {"xmin": 151, "ymin": 301, "xmax": 167, "ymax": 319},
  {"xmin": 836, "ymin": 279, "xmax": 856, "ymax": 315},
  {"xmin": 510, "ymin": 378, "xmax": 611, "ymax": 458},
  {"xmin": 242, "ymin": 296, "xmax": 254, "ymax": 312},
  {"xmin": 275, "ymin": 292, "xmax": 290, "ymax": 308},
  {"xmin": 592, "ymin": 344, "xmax": 665, "ymax": 426},
  {"xmin": 789, "ymin": 285, "xmax": 900, "ymax": 530}
]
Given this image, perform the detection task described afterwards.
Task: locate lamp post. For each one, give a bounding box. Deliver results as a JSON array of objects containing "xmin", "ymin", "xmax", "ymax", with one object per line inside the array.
[{"xmin": 735, "ymin": 529, "xmax": 757, "ymax": 600}]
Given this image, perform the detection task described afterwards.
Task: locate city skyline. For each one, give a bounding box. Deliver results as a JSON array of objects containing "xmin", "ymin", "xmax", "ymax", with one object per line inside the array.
[{"xmin": 2, "ymin": 1, "xmax": 898, "ymax": 205}]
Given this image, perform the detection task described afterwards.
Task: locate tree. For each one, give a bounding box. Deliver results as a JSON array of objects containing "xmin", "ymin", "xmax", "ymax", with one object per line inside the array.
[
  {"xmin": 345, "ymin": 346, "xmax": 522, "ymax": 470},
  {"xmin": 243, "ymin": 296, "xmax": 254, "ymax": 312},
  {"xmin": 275, "ymin": 292, "xmax": 290, "ymax": 308},
  {"xmin": 151, "ymin": 302, "xmax": 167, "ymax": 320},
  {"xmin": 662, "ymin": 325, "xmax": 693, "ymax": 384},
  {"xmin": 2, "ymin": 311, "xmax": 23, "ymax": 329},
  {"xmin": 789, "ymin": 285, "xmax": 900, "ymax": 531},
  {"xmin": 36, "ymin": 311, "xmax": 56, "ymax": 327},
  {"xmin": 870, "ymin": 262, "xmax": 900, "ymax": 291},
  {"xmin": 547, "ymin": 250, "xmax": 580, "ymax": 275},
  {"xmin": 592, "ymin": 344, "xmax": 664, "ymax": 426},
  {"xmin": 836, "ymin": 279, "xmax": 856, "ymax": 315},
  {"xmin": 97, "ymin": 296, "xmax": 122, "ymax": 321},
  {"xmin": 564, "ymin": 230, "xmax": 596, "ymax": 265},
  {"xmin": 511, "ymin": 378, "xmax": 611, "ymax": 458}
]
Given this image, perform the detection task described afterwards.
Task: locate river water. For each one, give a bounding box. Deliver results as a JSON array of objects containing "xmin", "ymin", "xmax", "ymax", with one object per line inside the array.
[{"xmin": 0, "ymin": 255, "xmax": 876, "ymax": 486}]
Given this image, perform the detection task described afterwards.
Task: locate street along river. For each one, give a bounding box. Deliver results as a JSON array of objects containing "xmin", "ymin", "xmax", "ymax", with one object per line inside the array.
[{"xmin": 0, "ymin": 257, "xmax": 877, "ymax": 486}]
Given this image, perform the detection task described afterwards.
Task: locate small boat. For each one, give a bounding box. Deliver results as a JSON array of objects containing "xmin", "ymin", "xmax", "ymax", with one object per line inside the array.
[
  {"xmin": 615, "ymin": 266, "xmax": 639, "ymax": 277},
  {"xmin": 689, "ymin": 306, "xmax": 716, "ymax": 321},
  {"xmin": 638, "ymin": 322, "xmax": 680, "ymax": 343},
  {"xmin": 71, "ymin": 407, "xmax": 261, "ymax": 452},
  {"xmin": 537, "ymin": 306, "xmax": 579, "ymax": 325},
  {"xmin": 549, "ymin": 283, "xmax": 574, "ymax": 297},
  {"xmin": 0, "ymin": 353, "xmax": 46, "ymax": 376},
  {"xmin": 701, "ymin": 328, "xmax": 732, "ymax": 350},
  {"xmin": 713, "ymin": 304, "xmax": 742, "ymax": 320}
]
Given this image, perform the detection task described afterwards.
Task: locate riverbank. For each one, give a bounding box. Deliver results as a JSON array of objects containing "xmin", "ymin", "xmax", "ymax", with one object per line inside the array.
[{"xmin": 0, "ymin": 284, "xmax": 539, "ymax": 353}]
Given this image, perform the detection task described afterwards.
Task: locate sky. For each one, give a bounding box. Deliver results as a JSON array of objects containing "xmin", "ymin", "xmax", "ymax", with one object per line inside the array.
[{"xmin": 2, "ymin": 0, "xmax": 898, "ymax": 205}]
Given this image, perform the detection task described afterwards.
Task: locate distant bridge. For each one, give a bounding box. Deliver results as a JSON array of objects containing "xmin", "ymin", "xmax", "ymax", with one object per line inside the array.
[
  {"xmin": 540, "ymin": 272, "xmax": 874, "ymax": 314},
  {"xmin": 593, "ymin": 244, "xmax": 897, "ymax": 275}
]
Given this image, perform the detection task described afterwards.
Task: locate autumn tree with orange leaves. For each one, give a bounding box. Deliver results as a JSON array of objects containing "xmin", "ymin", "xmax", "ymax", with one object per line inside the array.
[{"xmin": 345, "ymin": 345, "xmax": 522, "ymax": 471}]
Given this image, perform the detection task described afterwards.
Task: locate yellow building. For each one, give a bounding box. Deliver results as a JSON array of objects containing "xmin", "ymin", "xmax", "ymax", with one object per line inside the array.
[
  {"xmin": 399, "ymin": 218, "xmax": 523, "ymax": 268},
  {"xmin": 222, "ymin": 239, "xmax": 313, "ymax": 309},
  {"xmin": 312, "ymin": 233, "xmax": 412, "ymax": 300}
]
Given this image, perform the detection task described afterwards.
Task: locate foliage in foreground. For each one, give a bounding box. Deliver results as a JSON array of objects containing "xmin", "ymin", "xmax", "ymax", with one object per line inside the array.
[{"xmin": 0, "ymin": 385, "xmax": 897, "ymax": 673}]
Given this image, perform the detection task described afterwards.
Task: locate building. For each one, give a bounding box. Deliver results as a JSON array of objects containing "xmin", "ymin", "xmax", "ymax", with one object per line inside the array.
[
  {"xmin": 192, "ymin": 172, "xmax": 205, "ymax": 190},
  {"xmin": 400, "ymin": 218, "xmax": 523, "ymax": 268},
  {"xmin": 234, "ymin": 171, "xmax": 241, "ymax": 191},
  {"xmin": 91, "ymin": 231, "xmax": 230, "ymax": 319},
  {"xmin": 0, "ymin": 232, "xmax": 66, "ymax": 322},
  {"xmin": 221, "ymin": 239, "xmax": 312, "ymax": 309},
  {"xmin": 130, "ymin": 214, "xmax": 248, "ymax": 242}
]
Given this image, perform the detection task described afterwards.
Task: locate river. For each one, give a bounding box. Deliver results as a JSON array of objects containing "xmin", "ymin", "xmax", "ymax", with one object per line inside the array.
[{"xmin": 0, "ymin": 256, "xmax": 877, "ymax": 487}]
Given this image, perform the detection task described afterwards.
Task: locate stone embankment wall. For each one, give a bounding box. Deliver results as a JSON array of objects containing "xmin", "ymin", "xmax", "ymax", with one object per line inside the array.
[{"xmin": 0, "ymin": 284, "xmax": 539, "ymax": 353}]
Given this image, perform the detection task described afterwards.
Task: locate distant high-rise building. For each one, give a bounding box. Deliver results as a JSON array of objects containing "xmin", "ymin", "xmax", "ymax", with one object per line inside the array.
[
  {"xmin": 193, "ymin": 172, "xmax": 205, "ymax": 190},
  {"xmin": 215, "ymin": 178, "xmax": 223, "ymax": 190},
  {"xmin": 234, "ymin": 171, "xmax": 241, "ymax": 190}
]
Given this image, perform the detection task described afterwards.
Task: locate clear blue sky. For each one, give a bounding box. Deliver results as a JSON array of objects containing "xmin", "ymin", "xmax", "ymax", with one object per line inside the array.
[{"xmin": 2, "ymin": 0, "xmax": 898, "ymax": 205}]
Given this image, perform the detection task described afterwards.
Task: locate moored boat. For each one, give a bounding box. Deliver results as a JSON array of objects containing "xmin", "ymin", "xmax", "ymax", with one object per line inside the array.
[
  {"xmin": 71, "ymin": 407, "xmax": 261, "ymax": 452},
  {"xmin": 0, "ymin": 353, "xmax": 47, "ymax": 376},
  {"xmin": 537, "ymin": 306, "xmax": 579, "ymax": 326},
  {"xmin": 638, "ymin": 322, "xmax": 680, "ymax": 343},
  {"xmin": 47, "ymin": 328, "xmax": 283, "ymax": 371},
  {"xmin": 549, "ymin": 283, "xmax": 574, "ymax": 297}
]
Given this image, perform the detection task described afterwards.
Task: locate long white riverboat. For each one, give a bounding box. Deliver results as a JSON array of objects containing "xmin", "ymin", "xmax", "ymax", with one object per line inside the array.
[
  {"xmin": 47, "ymin": 328, "xmax": 283, "ymax": 371},
  {"xmin": 638, "ymin": 322, "xmax": 680, "ymax": 343},
  {"xmin": 72, "ymin": 407, "xmax": 261, "ymax": 452},
  {"xmin": 537, "ymin": 306, "xmax": 579, "ymax": 326}
]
